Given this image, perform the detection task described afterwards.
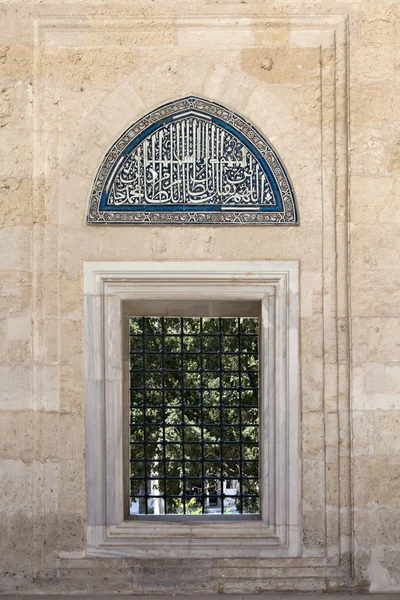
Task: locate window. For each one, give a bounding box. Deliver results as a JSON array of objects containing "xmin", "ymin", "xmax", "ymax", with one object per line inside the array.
[
  {"xmin": 84, "ymin": 261, "xmax": 299, "ymax": 557},
  {"xmin": 129, "ymin": 315, "xmax": 260, "ymax": 517}
]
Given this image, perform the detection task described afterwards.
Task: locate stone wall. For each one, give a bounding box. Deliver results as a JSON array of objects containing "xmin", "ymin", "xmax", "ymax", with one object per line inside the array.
[{"xmin": 0, "ymin": 0, "xmax": 399, "ymax": 594}]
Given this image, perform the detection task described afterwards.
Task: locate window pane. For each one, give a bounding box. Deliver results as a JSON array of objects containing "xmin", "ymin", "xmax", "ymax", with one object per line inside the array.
[{"xmin": 129, "ymin": 315, "xmax": 260, "ymax": 516}]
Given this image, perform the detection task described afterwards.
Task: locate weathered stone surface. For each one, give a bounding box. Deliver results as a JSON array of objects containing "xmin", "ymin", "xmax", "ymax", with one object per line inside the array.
[{"xmin": 0, "ymin": 0, "xmax": 398, "ymax": 595}]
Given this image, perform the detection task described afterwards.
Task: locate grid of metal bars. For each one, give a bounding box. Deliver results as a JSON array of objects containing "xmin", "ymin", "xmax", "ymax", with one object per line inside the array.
[{"xmin": 129, "ymin": 316, "xmax": 260, "ymax": 516}]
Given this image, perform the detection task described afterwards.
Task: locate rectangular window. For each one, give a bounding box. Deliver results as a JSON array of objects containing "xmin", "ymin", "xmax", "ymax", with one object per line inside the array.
[
  {"xmin": 129, "ymin": 315, "xmax": 260, "ymax": 517},
  {"xmin": 85, "ymin": 261, "xmax": 300, "ymax": 557}
]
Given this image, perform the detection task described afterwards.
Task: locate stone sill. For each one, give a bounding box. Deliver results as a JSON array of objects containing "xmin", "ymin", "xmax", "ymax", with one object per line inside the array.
[{"xmin": 1, "ymin": 595, "xmax": 400, "ymax": 600}]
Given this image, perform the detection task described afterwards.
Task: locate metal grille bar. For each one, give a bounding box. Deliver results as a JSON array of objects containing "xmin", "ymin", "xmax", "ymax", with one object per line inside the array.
[{"xmin": 129, "ymin": 316, "xmax": 260, "ymax": 516}]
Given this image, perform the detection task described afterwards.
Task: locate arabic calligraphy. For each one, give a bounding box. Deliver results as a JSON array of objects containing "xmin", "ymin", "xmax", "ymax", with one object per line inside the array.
[
  {"xmin": 107, "ymin": 117, "xmax": 276, "ymax": 208},
  {"xmin": 87, "ymin": 96, "xmax": 298, "ymax": 225}
]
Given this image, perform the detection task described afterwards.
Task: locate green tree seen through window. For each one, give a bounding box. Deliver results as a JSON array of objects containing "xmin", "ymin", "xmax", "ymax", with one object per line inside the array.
[{"xmin": 129, "ymin": 316, "xmax": 259, "ymax": 516}]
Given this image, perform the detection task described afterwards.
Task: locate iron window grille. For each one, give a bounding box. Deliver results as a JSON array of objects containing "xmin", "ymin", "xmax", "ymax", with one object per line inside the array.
[{"xmin": 129, "ymin": 316, "xmax": 260, "ymax": 517}]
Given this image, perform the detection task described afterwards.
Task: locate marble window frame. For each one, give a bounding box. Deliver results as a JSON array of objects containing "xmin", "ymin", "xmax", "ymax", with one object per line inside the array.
[{"xmin": 84, "ymin": 261, "xmax": 300, "ymax": 558}]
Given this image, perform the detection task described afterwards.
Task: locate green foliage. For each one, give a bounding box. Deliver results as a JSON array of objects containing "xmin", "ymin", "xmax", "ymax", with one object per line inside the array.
[{"xmin": 130, "ymin": 316, "xmax": 260, "ymax": 514}]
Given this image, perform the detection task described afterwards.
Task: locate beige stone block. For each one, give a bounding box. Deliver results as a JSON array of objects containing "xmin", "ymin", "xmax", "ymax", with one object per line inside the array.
[
  {"xmin": 354, "ymin": 509, "xmax": 377, "ymax": 548},
  {"xmin": 42, "ymin": 283, "xmax": 61, "ymax": 324},
  {"xmin": 36, "ymin": 222, "xmax": 61, "ymax": 276},
  {"xmin": 0, "ymin": 318, "xmax": 7, "ymax": 363},
  {"xmin": 43, "ymin": 47, "xmax": 139, "ymax": 85},
  {"xmin": 0, "ymin": 130, "xmax": 31, "ymax": 179},
  {"xmin": 385, "ymin": 365, "xmax": 400, "ymax": 394},
  {"xmin": 141, "ymin": 45, "xmax": 238, "ymax": 73},
  {"xmin": 58, "ymin": 513, "xmax": 85, "ymax": 552},
  {"xmin": 241, "ymin": 47, "xmax": 321, "ymax": 85},
  {"xmin": 7, "ymin": 314, "xmax": 31, "ymax": 341},
  {"xmin": 0, "ymin": 365, "xmax": 32, "ymax": 410},
  {"xmin": 366, "ymin": 317, "xmax": 400, "ymax": 362},
  {"xmin": 350, "ymin": 319, "xmax": 369, "ymax": 367},
  {"xmin": 0, "ymin": 12, "xmax": 32, "ymax": 46},
  {"xmin": 289, "ymin": 29, "xmax": 333, "ymax": 49},
  {"xmin": 352, "ymin": 410, "xmax": 375, "ymax": 456},
  {"xmin": 302, "ymin": 510, "xmax": 326, "ymax": 555},
  {"xmin": 395, "ymin": 48, "xmax": 400, "ymax": 85},
  {"xmin": 7, "ymin": 338, "xmax": 30, "ymax": 365},
  {"xmin": 365, "ymin": 362, "xmax": 385, "ymax": 393},
  {"xmin": 252, "ymin": 84, "xmax": 322, "ymax": 130},
  {"xmin": 387, "ymin": 134, "xmax": 400, "ymax": 173},
  {"xmin": 0, "ymin": 459, "xmax": 32, "ymax": 514},
  {"xmin": 180, "ymin": 56, "xmax": 214, "ymax": 97},
  {"xmin": 380, "ymin": 548, "xmax": 400, "ymax": 587},
  {"xmin": 350, "ymin": 126, "xmax": 391, "ymax": 176},
  {"xmin": 41, "ymin": 512, "xmax": 59, "ymax": 559},
  {"xmin": 47, "ymin": 25, "xmax": 176, "ymax": 49},
  {"xmin": 245, "ymin": 86, "xmax": 322, "ymax": 186},
  {"xmin": 353, "ymin": 456, "xmax": 400, "ymax": 509},
  {"xmin": 60, "ymin": 365, "xmax": 84, "ymax": 413},
  {"xmin": 325, "ymin": 409, "xmax": 342, "ymax": 459},
  {"xmin": 7, "ymin": 512, "xmax": 34, "ymax": 559},
  {"xmin": 377, "ymin": 508, "xmax": 400, "ymax": 546},
  {"xmin": 57, "ymin": 84, "xmax": 110, "ymax": 142},
  {"xmin": 302, "ymin": 411, "xmax": 324, "ymax": 457},
  {"xmin": 300, "ymin": 315, "xmax": 324, "ymax": 362},
  {"xmin": 90, "ymin": 225, "xmax": 322, "ymax": 270},
  {"xmin": 325, "ymin": 459, "xmax": 339, "ymax": 508},
  {"xmin": 301, "ymin": 361, "xmax": 323, "ymax": 412},
  {"xmin": 324, "ymin": 316, "xmax": 344, "ymax": 366},
  {"xmin": 39, "ymin": 412, "xmax": 59, "ymax": 461},
  {"xmin": 43, "ymin": 460, "xmax": 58, "ymax": 515},
  {"xmin": 0, "ymin": 226, "xmax": 31, "ymax": 271},
  {"xmin": 44, "ymin": 318, "xmax": 59, "ymax": 365},
  {"xmin": 338, "ymin": 368, "xmax": 350, "ymax": 417},
  {"xmin": 340, "ymin": 455, "xmax": 352, "ymax": 508},
  {"xmin": 0, "ymin": 45, "xmax": 32, "ymax": 81},
  {"xmin": 360, "ymin": 15, "xmax": 396, "ymax": 45},
  {"xmin": 59, "ymin": 459, "xmax": 85, "ymax": 513},
  {"xmin": 132, "ymin": 61, "xmax": 185, "ymax": 114},
  {"xmin": 57, "ymin": 172, "xmax": 92, "ymax": 228},
  {"xmin": 253, "ymin": 28, "xmax": 289, "ymax": 46},
  {"xmin": 33, "ymin": 363, "xmax": 60, "ymax": 412},
  {"xmin": 177, "ymin": 26, "xmax": 254, "ymax": 48},
  {"xmin": 204, "ymin": 66, "xmax": 258, "ymax": 115},
  {"xmin": 293, "ymin": 172, "xmax": 323, "ymax": 226},
  {"xmin": 59, "ymin": 319, "xmax": 83, "ymax": 369},
  {"xmin": 351, "ymin": 175, "xmax": 398, "ymax": 224},
  {"xmin": 369, "ymin": 393, "xmax": 400, "ymax": 411},
  {"xmin": 91, "ymin": 83, "xmax": 148, "ymax": 146},
  {"xmin": 302, "ymin": 458, "xmax": 325, "ymax": 511},
  {"xmin": 59, "ymin": 274, "xmax": 83, "ymax": 320},
  {"xmin": 0, "ymin": 411, "xmax": 34, "ymax": 460},
  {"xmin": 351, "ymin": 86, "xmax": 395, "ymax": 127},
  {"xmin": 0, "ymin": 82, "xmax": 31, "ymax": 130},
  {"xmin": 351, "ymin": 45, "xmax": 395, "ymax": 84},
  {"xmin": 351, "ymin": 224, "xmax": 400, "ymax": 271},
  {"xmin": 59, "ymin": 413, "xmax": 85, "ymax": 461},
  {"xmin": 58, "ymin": 86, "xmax": 145, "ymax": 168},
  {"xmin": 375, "ymin": 410, "xmax": 400, "ymax": 455},
  {"xmin": 324, "ymin": 363, "xmax": 340, "ymax": 413},
  {"xmin": 62, "ymin": 116, "xmax": 113, "ymax": 181},
  {"xmin": 0, "ymin": 270, "xmax": 31, "ymax": 317},
  {"xmin": 0, "ymin": 511, "xmax": 8, "ymax": 551}
]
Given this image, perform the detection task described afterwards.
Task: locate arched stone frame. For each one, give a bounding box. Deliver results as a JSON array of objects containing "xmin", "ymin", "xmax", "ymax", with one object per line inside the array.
[{"xmin": 86, "ymin": 96, "xmax": 298, "ymax": 225}]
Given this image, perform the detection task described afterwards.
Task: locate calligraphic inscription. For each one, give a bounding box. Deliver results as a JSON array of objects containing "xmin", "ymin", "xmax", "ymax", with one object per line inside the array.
[{"xmin": 87, "ymin": 97, "xmax": 298, "ymax": 224}]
